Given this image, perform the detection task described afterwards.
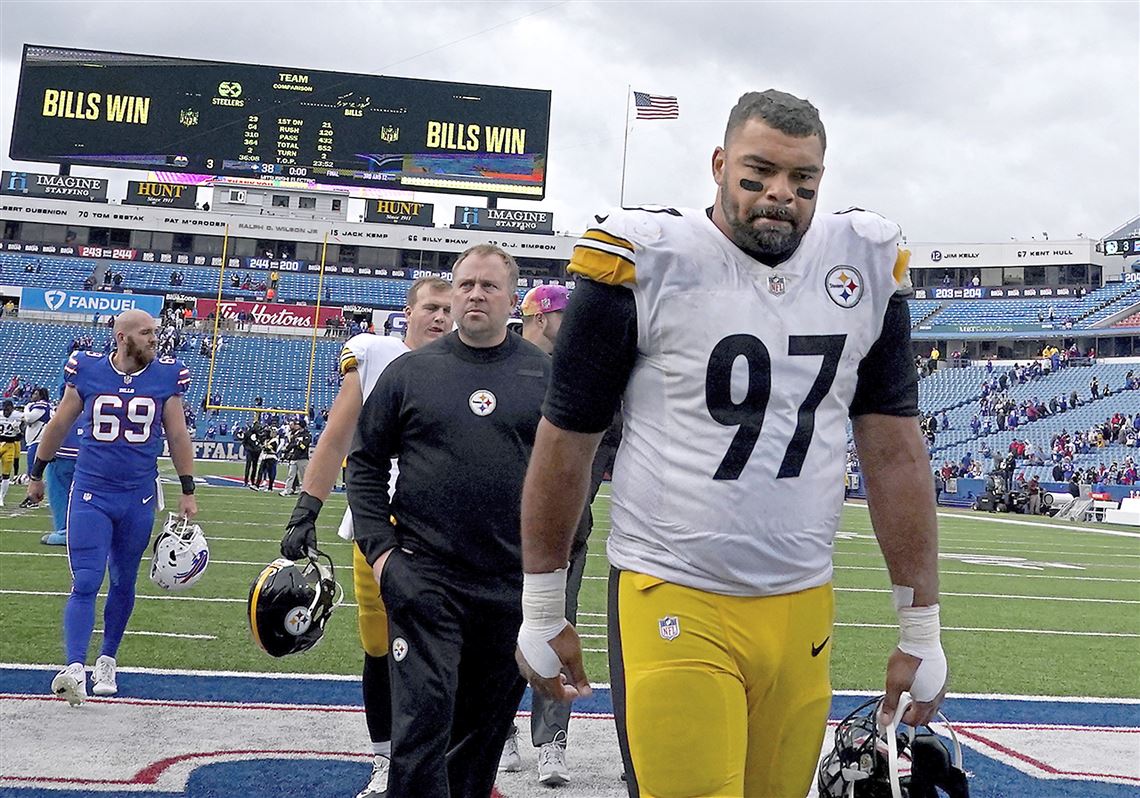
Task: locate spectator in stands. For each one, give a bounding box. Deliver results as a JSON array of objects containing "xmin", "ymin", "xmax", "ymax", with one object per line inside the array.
[
  {"xmin": 926, "ymin": 345, "xmax": 939, "ymax": 375},
  {"xmin": 941, "ymin": 272, "xmax": 952, "ymax": 287},
  {"xmin": 1090, "ymin": 376, "xmax": 1100, "ymax": 400},
  {"xmin": 383, "ymin": 317, "xmax": 393, "ymax": 336},
  {"xmin": 102, "ymin": 270, "xmax": 112, "ymax": 287},
  {"xmin": 1052, "ymin": 462, "xmax": 1064, "ymax": 481},
  {"xmin": 205, "ymin": 424, "xmax": 216, "ymax": 440},
  {"xmin": 1069, "ymin": 389, "xmax": 1079, "ymax": 408},
  {"xmin": 112, "ymin": 272, "xmax": 123, "ymax": 288},
  {"xmin": 1067, "ymin": 474, "xmax": 1080, "ymax": 498},
  {"xmin": 933, "ymin": 470, "xmax": 944, "ymax": 505},
  {"xmin": 970, "ymin": 275, "xmax": 980, "ymax": 287},
  {"xmin": 218, "ymin": 420, "xmax": 229, "ymax": 438},
  {"xmin": 83, "ymin": 275, "xmax": 94, "ymax": 290},
  {"xmin": 940, "ymin": 410, "xmax": 949, "ymax": 430}
]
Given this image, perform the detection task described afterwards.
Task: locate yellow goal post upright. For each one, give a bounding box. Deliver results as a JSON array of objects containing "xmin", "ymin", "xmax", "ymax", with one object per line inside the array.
[{"xmin": 203, "ymin": 226, "xmax": 330, "ymax": 418}]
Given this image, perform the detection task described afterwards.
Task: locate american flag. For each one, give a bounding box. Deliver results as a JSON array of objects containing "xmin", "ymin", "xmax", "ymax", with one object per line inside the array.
[{"xmin": 634, "ymin": 91, "xmax": 679, "ymax": 120}]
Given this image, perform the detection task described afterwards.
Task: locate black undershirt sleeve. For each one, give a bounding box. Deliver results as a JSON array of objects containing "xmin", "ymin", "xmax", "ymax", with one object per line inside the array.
[
  {"xmin": 543, "ymin": 278, "xmax": 639, "ymax": 433},
  {"xmin": 849, "ymin": 293, "xmax": 920, "ymax": 417}
]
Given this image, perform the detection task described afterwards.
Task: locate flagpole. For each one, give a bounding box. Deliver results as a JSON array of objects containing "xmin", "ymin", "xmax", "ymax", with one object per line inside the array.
[{"xmin": 619, "ymin": 85, "xmax": 631, "ymax": 207}]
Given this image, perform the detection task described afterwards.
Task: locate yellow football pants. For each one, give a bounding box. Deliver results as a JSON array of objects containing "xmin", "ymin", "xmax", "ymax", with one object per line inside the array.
[
  {"xmin": 0, "ymin": 441, "xmax": 19, "ymax": 475},
  {"xmin": 609, "ymin": 570, "xmax": 834, "ymax": 798},
  {"xmin": 353, "ymin": 543, "xmax": 390, "ymax": 657}
]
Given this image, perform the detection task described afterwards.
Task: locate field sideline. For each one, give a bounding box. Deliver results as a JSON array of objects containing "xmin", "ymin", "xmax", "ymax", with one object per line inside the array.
[
  {"xmin": 1, "ymin": 460, "xmax": 1139, "ymax": 797},
  {"xmin": 1, "ymin": 459, "xmax": 1137, "ymax": 697}
]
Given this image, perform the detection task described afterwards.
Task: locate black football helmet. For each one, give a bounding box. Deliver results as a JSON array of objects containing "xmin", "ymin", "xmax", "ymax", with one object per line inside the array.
[
  {"xmin": 818, "ymin": 693, "xmax": 970, "ymax": 798},
  {"xmin": 248, "ymin": 550, "xmax": 342, "ymax": 657}
]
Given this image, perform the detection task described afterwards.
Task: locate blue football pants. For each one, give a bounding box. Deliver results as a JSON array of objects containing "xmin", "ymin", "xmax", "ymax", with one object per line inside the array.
[
  {"xmin": 63, "ymin": 480, "xmax": 157, "ymax": 665},
  {"xmin": 45, "ymin": 457, "xmax": 76, "ymax": 532}
]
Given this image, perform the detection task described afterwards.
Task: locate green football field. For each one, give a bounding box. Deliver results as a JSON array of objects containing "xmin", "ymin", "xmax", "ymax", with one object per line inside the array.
[{"xmin": 1, "ymin": 459, "xmax": 1138, "ymax": 699}]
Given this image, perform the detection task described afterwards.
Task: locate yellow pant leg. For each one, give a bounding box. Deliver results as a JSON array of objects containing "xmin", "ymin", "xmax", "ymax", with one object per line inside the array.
[
  {"xmin": 352, "ymin": 543, "xmax": 389, "ymax": 657},
  {"xmin": 737, "ymin": 583, "xmax": 834, "ymax": 798},
  {"xmin": 611, "ymin": 570, "xmax": 751, "ymax": 798},
  {"xmin": 0, "ymin": 442, "xmax": 17, "ymax": 475}
]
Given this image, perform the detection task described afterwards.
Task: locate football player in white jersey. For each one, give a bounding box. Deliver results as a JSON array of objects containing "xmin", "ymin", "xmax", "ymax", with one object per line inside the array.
[
  {"xmin": 279, "ymin": 276, "xmax": 451, "ymax": 798},
  {"xmin": 0, "ymin": 400, "xmax": 25, "ymax": 507},
  {"xmin": 516, "ymin": 90, "xmax": 946, "ymax": 797}
]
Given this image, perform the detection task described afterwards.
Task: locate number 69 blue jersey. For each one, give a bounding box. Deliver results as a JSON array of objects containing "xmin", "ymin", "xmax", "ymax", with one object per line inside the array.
[{"xmin": 64, "ymin": 351, "xmax": 191, "ymax": 489}]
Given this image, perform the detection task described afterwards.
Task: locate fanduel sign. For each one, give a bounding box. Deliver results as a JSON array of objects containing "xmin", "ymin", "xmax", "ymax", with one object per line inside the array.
[
  {"xmin": 453, "ymin": 206, "xmax": 554, "ymax": 235},
  {"xmin": 1, "ymin": 170, "xmax": 108, "ymax": 202},
  {"xmin": 21, "ymin": 287, "xmax": 163, "ymax": 316}
]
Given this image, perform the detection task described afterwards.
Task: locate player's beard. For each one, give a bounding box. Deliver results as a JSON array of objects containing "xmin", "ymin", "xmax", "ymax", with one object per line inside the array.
[
  {"xmin": 720, "ymin": 190, "xmax": 808, "ymax": 266},
  {"xmin": 124, "ymin": 336, "xmax": 156, "ymax": 366}
]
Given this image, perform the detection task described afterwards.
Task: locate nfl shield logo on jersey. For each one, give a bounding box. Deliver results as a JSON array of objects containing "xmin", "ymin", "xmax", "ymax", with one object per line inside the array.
[
  {"xmin": 658, "ymin": 615, "xmax": 681, "ymax": 641},
  {"xmin": 825, "ymin": 265, "xmax": 865, "ymax": 308},
  {"xmin": 768, "ymin": 275, "xmax": 786, "ymax": 296}
]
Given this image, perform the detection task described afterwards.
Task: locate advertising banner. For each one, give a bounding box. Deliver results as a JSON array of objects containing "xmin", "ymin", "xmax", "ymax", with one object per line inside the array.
[
  {"xmin": 125, "ymin": 181, "xmax": 197, "ymax": 208},
  {"xmin": 195, "ymin": 298, "xmax": 343, "ymax": 329},
  {"xmin": 20, "ymin": 287, "xmax": 163, "ymax": 315},
  {"xmin": 363, "ymin": 199, "xmax": 434, "ymax": 226},
  {"xmin": 1, "ymin": 170, "xmax": 108, "ymax": 202}
]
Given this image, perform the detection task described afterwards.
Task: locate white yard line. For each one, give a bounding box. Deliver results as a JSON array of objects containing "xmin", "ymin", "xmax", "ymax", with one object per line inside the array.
[{"xmin": 835, "ymin": 622, "xmax": 1139, "ymax": 638}]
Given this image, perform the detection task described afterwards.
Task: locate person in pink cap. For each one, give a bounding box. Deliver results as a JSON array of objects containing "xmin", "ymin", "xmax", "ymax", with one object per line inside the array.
[{"xmin": 519, "ymin": 285, "xmax": 569, "ymax": 355}]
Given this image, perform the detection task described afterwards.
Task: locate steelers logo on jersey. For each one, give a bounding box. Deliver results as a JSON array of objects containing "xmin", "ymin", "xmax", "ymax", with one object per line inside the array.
[
  {"xmin": 825, "ymin": 265, "xmax": 865, "ymax": 308},
  {"xmin": 468, "ymin": 390, "xmax": 497, "ymax": 417}
]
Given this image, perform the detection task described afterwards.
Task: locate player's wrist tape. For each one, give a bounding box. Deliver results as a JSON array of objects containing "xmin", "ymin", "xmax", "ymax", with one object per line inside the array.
[
  {"xmin": 896, "ymin": 603, "xmax": 947, "ymax": 702},
  {"xmin": 179, "ymin": 475, "xmax": 196, "ymax": 495},
  {"xmin": 29, "ymin": 458, "xmax": 49, "ymax": 481},
  {"xmin": 518, "ymin": 568, "xmax": 569, "ymax": 679}
]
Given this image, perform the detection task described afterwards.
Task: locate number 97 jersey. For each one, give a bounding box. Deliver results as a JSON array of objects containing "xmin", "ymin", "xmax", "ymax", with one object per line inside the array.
[
  {"xmin": 570, "ymin": 207, "xmax": 914, "ymax": 597},
  {"xmin": 64, "ymin": 351, "xmax": 191, "ymax": 489}
]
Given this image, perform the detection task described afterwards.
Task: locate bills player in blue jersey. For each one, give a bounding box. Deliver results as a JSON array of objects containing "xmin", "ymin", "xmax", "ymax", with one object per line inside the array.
[{"xmin": 27, "ymin": 310, "xmax": 198, "ymax": 705}]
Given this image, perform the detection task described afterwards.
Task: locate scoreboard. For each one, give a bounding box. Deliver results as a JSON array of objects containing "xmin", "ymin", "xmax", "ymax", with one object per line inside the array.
[
  {"xmin": 10, "ymin": 45, "xmax": 551, "ymax": 199},
  {"xmin": 1102, "ymin": 238, "xmax": 1140, "ymax": 257}
]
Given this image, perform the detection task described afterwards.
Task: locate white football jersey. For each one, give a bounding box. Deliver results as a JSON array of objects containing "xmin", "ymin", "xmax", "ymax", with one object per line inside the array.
[
  {"xmin": 23, "ymin": 401, "xmax": 51, "ymax": 446},
  {"xmin": 337, "ymin": 334, "xmax": 409, "ymax": 540},
  {"xmin": 0, "ymin": 410, "xmax": 24, "ymax": 440},
  {"xmin": 571, "ymin": 207, "xmax": 909, "ymax": 596}
]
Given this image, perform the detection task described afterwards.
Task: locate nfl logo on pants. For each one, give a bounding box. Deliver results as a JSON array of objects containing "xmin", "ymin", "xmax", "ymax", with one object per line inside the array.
[{"xmin": 658, "ymin": 615, "xmax": 680, "ymax": 641}]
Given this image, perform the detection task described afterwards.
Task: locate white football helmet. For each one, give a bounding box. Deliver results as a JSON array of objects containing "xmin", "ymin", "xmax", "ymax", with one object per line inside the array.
[{"xmin": 150, "ymin": 513, "xmax": 210, "ymax": 591}]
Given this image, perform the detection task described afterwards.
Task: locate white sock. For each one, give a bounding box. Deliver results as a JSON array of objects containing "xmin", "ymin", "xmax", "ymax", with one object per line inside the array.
[
  {"xmin": 0, "ymin": 478, "xmax": 9, "ymax": 503},
  {"xmin": 371, "ymin": 741, "xmax": 391, "ymax": 758}
]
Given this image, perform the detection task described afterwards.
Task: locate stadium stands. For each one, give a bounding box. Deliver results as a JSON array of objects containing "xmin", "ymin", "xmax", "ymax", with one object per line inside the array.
[{"xmin": 919, "ymin": 281, "xmax": 1140, "ymax": 329}]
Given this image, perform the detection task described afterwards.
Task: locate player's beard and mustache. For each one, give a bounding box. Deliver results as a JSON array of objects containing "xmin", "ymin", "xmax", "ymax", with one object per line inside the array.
[
  {"xmin": 720, "ymin": 189, "xmax": 810, "ymax": 267},
  {"xmin": 123, "ymin": 336, "xmax": 156, "ymax": 366}
]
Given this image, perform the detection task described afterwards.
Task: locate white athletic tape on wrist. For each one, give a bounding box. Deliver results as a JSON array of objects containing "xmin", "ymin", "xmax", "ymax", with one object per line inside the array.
[
  {"xmin": 518, "ymin": 569, "xmax": 570, "ymax": 679},
  {"xmin": 897, "ymin": 603, "xmax": 947, "ymax": 702}
]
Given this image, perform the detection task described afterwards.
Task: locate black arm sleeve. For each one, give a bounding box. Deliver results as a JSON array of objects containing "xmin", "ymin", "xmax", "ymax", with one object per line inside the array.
[
  {"xmin": 543, "ymin": 278, "xmax": 638, "ymax": 433},
  {"xmin": 849, "ymin": 294, "xmax": 920, "ymax": 417},
  {"xmin": 347, "ymin": 364, "xmax": 402, "ymax": 565}
]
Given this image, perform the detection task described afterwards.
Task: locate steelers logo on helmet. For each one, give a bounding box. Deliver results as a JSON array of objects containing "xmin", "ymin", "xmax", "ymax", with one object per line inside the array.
[
  {"xmin": 469, "ymin": 389, "xmax": 497, "ymax": 416},
  {"xmin": 825, "ymin": 265, "xmax": 865, "ymax": 309},
  {"xmin": 284, "ymin": 605, "xmax": 312, "ymax": 636},
  {"xmin": 247, "ymin": 552, "xmax": 342, "ymax": 657}
]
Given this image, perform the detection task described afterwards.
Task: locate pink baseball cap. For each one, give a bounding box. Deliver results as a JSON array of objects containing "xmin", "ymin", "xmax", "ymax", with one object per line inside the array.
[{"xmin": 521, "ymin": 284, "xmax": 569, "ymax": 316}]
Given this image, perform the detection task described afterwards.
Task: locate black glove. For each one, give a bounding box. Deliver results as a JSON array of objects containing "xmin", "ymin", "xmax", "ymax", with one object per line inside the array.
[{"xmin": 281, "ymin": 491, "xmax": 323, "ymax": 560}]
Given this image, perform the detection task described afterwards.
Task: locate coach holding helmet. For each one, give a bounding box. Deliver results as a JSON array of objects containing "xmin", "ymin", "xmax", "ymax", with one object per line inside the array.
[{"xmin": 347, "ymin": 244, "xmax": 550, "ymax": 798}]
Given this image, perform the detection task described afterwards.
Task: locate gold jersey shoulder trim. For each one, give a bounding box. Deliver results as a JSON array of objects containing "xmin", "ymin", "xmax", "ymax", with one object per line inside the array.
[
  {"xmin": 338, "ymin": 345, "xmax": 359, "ymax": 376},
  {"xmin": 569, "ymin": 227, "xmax": 637, "ymax": 286}
]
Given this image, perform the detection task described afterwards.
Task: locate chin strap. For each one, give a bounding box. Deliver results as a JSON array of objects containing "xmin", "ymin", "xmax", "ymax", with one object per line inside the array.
[{"xmin": 880, "ymin": 692, "xmax": 915, "ymax": 798}]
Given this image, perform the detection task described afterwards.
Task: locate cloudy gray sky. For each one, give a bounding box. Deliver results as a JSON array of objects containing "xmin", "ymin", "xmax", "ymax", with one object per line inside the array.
[{"xmin": 1, "ymin": 0, "xmax": 1137, "ymax": 242}]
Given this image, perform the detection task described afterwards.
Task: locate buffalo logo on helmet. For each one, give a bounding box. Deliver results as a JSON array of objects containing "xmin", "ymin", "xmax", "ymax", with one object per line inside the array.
[
  {"xmin": 248, "ymin": 553, "xmax": 342, "ymax": 657},
  {"xmin": 150, "ymin": 514, "xmax": 209, "ymax": 592}
]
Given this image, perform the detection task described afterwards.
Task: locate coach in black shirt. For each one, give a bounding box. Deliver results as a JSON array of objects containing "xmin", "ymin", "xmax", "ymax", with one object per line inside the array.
[{"xmin": 348, "ymin": 244, "xmax": 550, "ymax": 798}]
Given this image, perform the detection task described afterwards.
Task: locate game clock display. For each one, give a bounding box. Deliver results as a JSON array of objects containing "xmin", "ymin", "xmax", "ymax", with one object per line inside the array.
[{"xmin": 11, "ymin": 45, "xmax": 551, "ymax": 199}]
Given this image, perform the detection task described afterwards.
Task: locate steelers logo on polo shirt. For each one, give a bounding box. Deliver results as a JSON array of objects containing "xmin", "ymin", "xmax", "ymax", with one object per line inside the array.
[
  {"xmin": 825, "ymin": 265, "xmax": 864, "ymax": 309},
  {"xmin": 469, "ymin": 390, "xmax": 497, "ymax": 416}
]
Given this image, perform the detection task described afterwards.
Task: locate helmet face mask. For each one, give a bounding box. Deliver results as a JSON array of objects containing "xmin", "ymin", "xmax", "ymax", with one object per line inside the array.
[
  {"xmin": 818, "ymin": 694, "xmax": 969, "ymax": 798},
  {"xmin": 248, "ymin": 550, "xmax": 342, "ymax": 657},
  {"xmin": 149, "ymin": 513, "xmax": 210, "ymax": 591}
]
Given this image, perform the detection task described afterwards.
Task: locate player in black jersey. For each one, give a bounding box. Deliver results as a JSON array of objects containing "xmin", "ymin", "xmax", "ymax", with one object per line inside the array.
[{"xmin": 348, "ymin": 244, "xmax": 551, "ymax": 798}]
